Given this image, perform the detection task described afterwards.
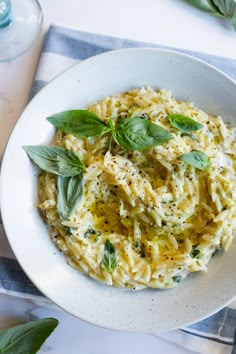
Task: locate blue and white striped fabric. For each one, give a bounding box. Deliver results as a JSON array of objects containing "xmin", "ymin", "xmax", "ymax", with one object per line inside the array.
[{"xmin": 1, "ymin": 25, "xmax": 236, "ymax": 354}]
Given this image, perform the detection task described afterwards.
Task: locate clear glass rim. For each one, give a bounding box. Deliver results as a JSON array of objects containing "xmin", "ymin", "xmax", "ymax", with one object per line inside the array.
[{"xmin": 0, "ymin": 0, "xmax": 44, "ymax": 63}]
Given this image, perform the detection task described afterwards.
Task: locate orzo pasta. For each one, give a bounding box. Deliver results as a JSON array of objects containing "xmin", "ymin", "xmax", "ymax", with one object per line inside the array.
[{"xmin": 38, "ymin": 87, "xmax": 236, "ymax": 289}]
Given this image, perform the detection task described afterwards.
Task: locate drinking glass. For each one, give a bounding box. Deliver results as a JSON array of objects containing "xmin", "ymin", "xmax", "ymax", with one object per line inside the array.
[{"xmin": 0, "ymin": 0, "xmax": 43, "ymax": 61}]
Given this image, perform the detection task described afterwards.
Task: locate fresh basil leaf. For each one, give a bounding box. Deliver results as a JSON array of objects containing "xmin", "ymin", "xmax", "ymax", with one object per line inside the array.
[
  {"xmin": 179, "ymin": 150, "xmax": 211, "ymax": 170},
  {"xmin": 47, "ymin": 110, "xmax": 111, "ymax": 138},
  {"xmin": 113, "ymin": 117, "xmax": 173, "ymax": 151},
  {"xmin": 211, "ymin": 0, "xmax": 235, "ymax": 17},
  {"xmin": 230, "ymin": 3, "xmax": 236, "ymax": 28},
  {"xmin": 232, "ymin": 16, "xmax": 236, "ymax": 29},
  {"xmin": 180, "ymin": 132, "xmax": 197, "ymax": 140},
  {"xmin": 57, "ymin": 174, "xmax": 83, "ymax": 220},
  {"xmin": 0, "ymin": 318, "xmax": 58, "ymax": 354},
  {"xmin": 23, "ymin": 146, "xmax": 84, "ymax": 177},
  {"xmin": 184, "ymin": 0, "xmax": 236, "ymax": 29},
  {"xmin": 101, "ymin": 240, "xmax": 117, "ymax": 272},
  {"xmin": 167, "ymin": 114, "xmax": 203, "ymax": 133},
  {"xmin": 183, "ymin": 0, "xmax": 225, "ymax": 16},
  {"xmin": 172, "ymin": 275, "xmax": 182, "ymax": 283}
]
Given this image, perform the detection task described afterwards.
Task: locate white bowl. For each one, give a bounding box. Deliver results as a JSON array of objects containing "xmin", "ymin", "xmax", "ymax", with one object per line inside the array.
[{"xmin": 1, "ymin": 48, "xmax": 236, "ymax": 332}]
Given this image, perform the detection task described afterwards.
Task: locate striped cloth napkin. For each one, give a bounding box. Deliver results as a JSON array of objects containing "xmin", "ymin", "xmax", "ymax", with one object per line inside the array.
[{"xmin": 1, "ymin": 25, "xmax": 236, "ymax": 354}]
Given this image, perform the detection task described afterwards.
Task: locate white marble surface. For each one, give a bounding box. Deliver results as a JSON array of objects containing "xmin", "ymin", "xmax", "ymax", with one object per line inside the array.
[
  {"xmin": 0, "ymin": 294, "xmax": 196, "ymax": 354},
  {"xmin": 0, "ymin": 0, "xmax": 236, "ymax": 353}
]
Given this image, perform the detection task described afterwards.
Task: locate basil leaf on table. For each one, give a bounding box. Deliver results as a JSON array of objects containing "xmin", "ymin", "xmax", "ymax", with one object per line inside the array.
[
  {"xmin": 183, "ymin": 0, "xmax": 225, "ymax": 16},
  {"xmin": 57, "ymin": 174, "xmax": 83, "ymax": 220},
  {"xmin": 47, "ymin": 110, "xmax": 111, "ymax": 137},
  {"xmin": 23, "ymin": 146, "xmax": 84, "ymax": 177},
  {"xmin": 179, "ymin": 150, "xmax": 211, "ymax": 170},
  {"xmin": 113, "ymin": 117, "xmax": 173, "ymax": 151},
  {"xmin": 101, "ymin": 240, "xmax": 117, "ymax": 272},
  {"xmin": 167, "ymin": 114, "xmax": 203, "ymax": 133},
  {"xmin": 184, "ymin": 0, "xmax": 236, "ymax": 29},
  {"xmin": 0, "ymin": 318, "xmax": 58, "ymax": 354},
  {"xmin": 211, "ymin": 0, "xmax": 236, "ymax": 17}
]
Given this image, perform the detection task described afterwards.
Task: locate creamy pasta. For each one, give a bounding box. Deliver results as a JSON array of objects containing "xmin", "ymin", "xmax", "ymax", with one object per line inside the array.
[{"xmin": 38, "ymin": 87, "xmax": 236, "ymax": 289}]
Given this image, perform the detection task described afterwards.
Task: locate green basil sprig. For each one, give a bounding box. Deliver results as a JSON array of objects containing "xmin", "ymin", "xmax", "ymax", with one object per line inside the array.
[
  {"xmin": 23, "ymin": 146, "xmax": 84, "ymax": 177},
  {"xmin": 23, "ymin": 146, "xmax": 84, "ymax": 219},
  {"xmin": 0, "ymin": 318, "xmax": 58, "ymax": 354},
  {"xmin": 183, "ymin": 0, "xmax": 236, "ymax": 30},
  {"xmin": 57, "ymin": 174, "xmax": 83, "ymax": 220},
  {"xmin": 24, "ymin": 109, "xmax": 173, "ymax": 219},
  {"xmin": 167, "ymin": 114, "xmax": 203, "ymax": 133},
  {"xmin": 47, "ymin": 110, "xmax": 111, "ymax": 138},
  {"xmin": 47, "ymin": 110, "xmax": 173, "ymax": 151},
  {"xmin": 101, "ymin": 240, "xmax": 117, "ymax": 272},
  {"xmin": 179, "ymin": 150, "xmax": 211, "ymax": 170},
  {"xmin": 113, "ymin": 117, "xmax": 173, "ymax": 151}
]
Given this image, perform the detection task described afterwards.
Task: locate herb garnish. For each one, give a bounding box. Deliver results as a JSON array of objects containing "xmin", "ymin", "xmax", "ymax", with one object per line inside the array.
[
  {"xmin": 113, "ymin": 117, "xmax": 173, "ymax": 151},
  {"xmin": 84, "ymin": 228, "xmax": 101, "ymax": 238},
  {"xmin": 57, "ymin": 174, "xmax": 83, "ymax": 220},
  {"xmin": 23, "ymin": 146, "xmax": 84, "ymax": 177},
  {"xmin": 47, "ymin": 110, "xmax": 173, "ymax": 151},
  {"xmin": 172, "ymin": 275, "xmax": 182, "ymax": 283},
  {"xmin": 179, "ymin": 150, "xmax": 211, "ymax": 170},
  {"xmin": 65, "ymin": 226, "xmax": 73, "ymax": 236},
  {"xmin": 135, "ymin": 240, "xmax": 140, "ymax": 248},
  {"xmin": 47, "ymin": 110, "xmax": 111, "ymax": 138},
  {"xmin": 167, "ymin": 114, "xmax": 203, "ymax": 133},
  {"xmin": 23, "ymin": 146, "xmax": 84, "ymax": 219},
  {"xmin": 190, "ymin": 245, "xmax": 201, "ymax": 259},
  {"xmin": 0, "ymin": 318, "xmax": 58, "ymax": 354},
  {"xmin": 101, "ymin": 240, "xmax": 117, "ymax": 272},
  {"xmin": 24, "ymin": 109, "xmax": 173, "ymax": 219}
]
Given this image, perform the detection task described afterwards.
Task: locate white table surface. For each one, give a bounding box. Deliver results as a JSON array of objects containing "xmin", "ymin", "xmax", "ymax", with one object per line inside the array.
[{"xmin": 0, "ymin": 0, "xmax": 236, "ymax": 353}]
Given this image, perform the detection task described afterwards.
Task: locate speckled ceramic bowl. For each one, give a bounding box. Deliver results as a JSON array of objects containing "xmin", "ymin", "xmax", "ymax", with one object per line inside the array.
[{"xmin": 1, "ymin": 48, "xmax": 236, "ymax": 331}]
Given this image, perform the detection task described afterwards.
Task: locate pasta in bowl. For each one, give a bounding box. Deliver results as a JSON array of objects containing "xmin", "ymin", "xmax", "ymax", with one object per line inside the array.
[
  {"xmin": 2, "ymin": 48, "xmax": 236, "ymax": 331},
  {"xmin": 24, "ymin": 87, "xmax": 236, "ymax": 290}
]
